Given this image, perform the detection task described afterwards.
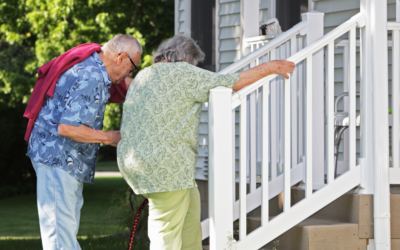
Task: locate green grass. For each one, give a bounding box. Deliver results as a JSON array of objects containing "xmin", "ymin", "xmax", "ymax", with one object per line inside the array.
[
  {"xmin": 0, "ymin": 176, "xmax": 149, "ymax": 250},
  {"xmin": 95, "ymin": 161, "xmax": 119, "ymax": 172},
  {"xmin": 0, "ymin": 235, "xmax": 149, "ymax": 250}
]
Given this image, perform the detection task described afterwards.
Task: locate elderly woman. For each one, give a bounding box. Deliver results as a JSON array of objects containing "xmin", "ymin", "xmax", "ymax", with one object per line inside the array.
[{"xmin": 117, "ymin": 34, "xmax": 294, "ymax": 250}]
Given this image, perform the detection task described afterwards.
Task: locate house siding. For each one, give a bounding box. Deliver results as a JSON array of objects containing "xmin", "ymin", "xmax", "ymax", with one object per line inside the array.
[
  {"xmin": 218, "ymin": 0, "xmax": 241, "ymax": 70},
  {"xmin": 173, "ymin": 0, "xmax": 397, "ymax": 180},
  {"xmin": 177, "ymin": 0, "xmax": 186, "ymax": 34},
  {"xmin": 260, "ymin": 0, "xmax": 269, "ymax": 22}
]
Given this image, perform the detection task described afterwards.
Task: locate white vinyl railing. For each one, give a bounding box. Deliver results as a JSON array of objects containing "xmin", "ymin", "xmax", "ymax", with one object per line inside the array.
[
  {"xmin": 245, "ymin": 34, "xmax": 279, "ymax": 53},
  {"xmin": 201, "ymin": 16, "xmax": 311, "ymax": 242},
  {"xmin": 334, "ymin": 25, "xmax": 400, "ymax": 177},
  {"xmin": 223, "ymin": 16, "xmax": 309, "ymax": 193},
  {"xmin": 207, "ymin": 12, "xmax": 366, "ymax": 250}
]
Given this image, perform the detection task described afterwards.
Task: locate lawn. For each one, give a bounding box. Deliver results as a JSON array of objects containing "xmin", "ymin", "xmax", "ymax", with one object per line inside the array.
[
  {"xmin": 95, "ymin": 161, "xmax": 119, "ymax": 172},
  {"xmin": 0, "ymin": 176, "xmax": 149, "ymax": 250}
]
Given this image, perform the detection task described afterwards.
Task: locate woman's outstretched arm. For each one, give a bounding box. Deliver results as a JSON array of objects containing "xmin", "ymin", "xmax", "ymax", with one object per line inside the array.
[{"xmin": 233, "ymin": 59, "xmax": 295, "ymax": 91}]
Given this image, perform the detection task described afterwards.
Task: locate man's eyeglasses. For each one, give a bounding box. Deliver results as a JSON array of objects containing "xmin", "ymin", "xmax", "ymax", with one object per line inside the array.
[
  {"xmin": 119, "ymin": 53, "xmax": 138, "ymax": 73},
  {"xmin": 127, "ymin": 55, "xmax": 138, "ymax": 73}
]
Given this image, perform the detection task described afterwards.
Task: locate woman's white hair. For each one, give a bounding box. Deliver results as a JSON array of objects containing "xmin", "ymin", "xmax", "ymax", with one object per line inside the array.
[
  {"xmin": 152, "ymin": 34, "xmax": 205, "ymax": 65},
  {"xmin": 102, "ymin": 34, "xmax": 142, "ymax": 57}
]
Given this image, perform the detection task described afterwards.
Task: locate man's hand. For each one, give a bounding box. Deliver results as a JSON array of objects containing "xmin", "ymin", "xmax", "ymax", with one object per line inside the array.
[
  {"xmin": 104, "ymin": 130, "xmax": 121, "ymax": 147},
  {"xmin": 58, "ymin": 124, "xmax": 121, "ymax": 147},
  {"xmin": 270, "ymin": 59, "xmax": 295, "ymax": 79},
  {"xmin": 233, "ymin": 59, "xmax": 295, "ymax": 91}
]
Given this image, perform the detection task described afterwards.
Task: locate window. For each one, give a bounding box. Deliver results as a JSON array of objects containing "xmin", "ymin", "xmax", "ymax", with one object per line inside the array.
[
  {"xmin": 276, "ymin": 0, "xmax": 308, "ymax": 32},
  {"xmin": 191, "ymin": 0, "xmax": 215, "ymax": 72}
]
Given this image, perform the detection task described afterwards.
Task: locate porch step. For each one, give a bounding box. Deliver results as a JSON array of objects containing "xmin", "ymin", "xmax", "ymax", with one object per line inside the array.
[
  {"xmin": 203, "ymin": 246, "xmax": 271, "ymax": 250},
  {"xmin": 392, "ymin": 239, "xmax": 400, "ymax": 249},
  {"xmin": 291, "ymin": 186, "xmax": 400, "ymax": 239},
  {"xmin": 247, "ymin": 217, "xmax": 367, "ymax": 250}
]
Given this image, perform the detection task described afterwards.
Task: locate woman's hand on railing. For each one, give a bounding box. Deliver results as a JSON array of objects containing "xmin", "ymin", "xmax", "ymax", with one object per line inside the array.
[
  {"xmin": 232, "ymin": 59, "xmax": 295, "ymax": 91},
  {"xmin": 271, "ymin": 59, "xmax": 295, "ymax": 79}
]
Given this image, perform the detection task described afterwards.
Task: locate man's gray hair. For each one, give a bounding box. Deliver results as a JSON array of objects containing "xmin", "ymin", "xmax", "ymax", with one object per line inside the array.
[
  {"xmin": 102, "ymin": 34, "xmax": 142, "ymax": 57},
  {"xmin": 152, "ymin": 35, "xmax": 205, "ymax": 65}
]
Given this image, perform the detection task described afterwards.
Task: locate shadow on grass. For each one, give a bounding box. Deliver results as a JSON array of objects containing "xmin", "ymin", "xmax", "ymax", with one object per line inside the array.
[{"xmin": 0, "ymin": 233, "xmax": 149, "ymax": 250}]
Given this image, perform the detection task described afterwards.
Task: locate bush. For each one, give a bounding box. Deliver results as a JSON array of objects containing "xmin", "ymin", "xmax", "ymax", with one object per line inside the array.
[
  {"xmin": 0, "ymin": 41, "xmax": 37, "ymax": 198},
  {"xmin": 0, "ymin": 103, "xmax": 36, "ymax": 199}
]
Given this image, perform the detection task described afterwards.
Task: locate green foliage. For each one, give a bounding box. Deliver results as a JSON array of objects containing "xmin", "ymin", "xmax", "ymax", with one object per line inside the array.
[
  {"xmin": 0, "ymin": 235, "xmax": 149, "ymax": 250},
  {"xmin": 0, "ymin": 43, "xmax": 36, "ymax": 196},
  {"xmin": 1, "ymin": 0, "xmax": 174, "ymax": 68},
  {"xmin": 0, "ymin": 0, "xmax": 174, "ymax": 193},
  {"xmin": 0, "ymin": 0, "xmax": 174, "ymax": 117}
]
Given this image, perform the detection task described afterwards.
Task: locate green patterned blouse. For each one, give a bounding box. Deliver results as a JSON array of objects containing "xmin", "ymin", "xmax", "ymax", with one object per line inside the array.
[{"xmin": 117, "ymin": 62, "xmax": 239, "ymax": 194}]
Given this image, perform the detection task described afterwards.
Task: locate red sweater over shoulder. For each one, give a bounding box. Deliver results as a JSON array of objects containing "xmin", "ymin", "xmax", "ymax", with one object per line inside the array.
[{"xmin": 23, "ymin": 43, "xmax": 127, "ymax": 141}]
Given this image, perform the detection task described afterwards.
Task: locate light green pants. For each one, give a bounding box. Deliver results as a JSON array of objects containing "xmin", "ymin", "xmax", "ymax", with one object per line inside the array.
[{"xmin": 142, "ymin": 188, "xmax": 203, "ymax": 250}]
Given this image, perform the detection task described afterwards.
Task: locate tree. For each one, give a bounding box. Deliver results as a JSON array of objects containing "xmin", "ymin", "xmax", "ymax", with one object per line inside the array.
[{"xmin": 0, "ymin": 0, "xmax": 174, "ymax": 196}]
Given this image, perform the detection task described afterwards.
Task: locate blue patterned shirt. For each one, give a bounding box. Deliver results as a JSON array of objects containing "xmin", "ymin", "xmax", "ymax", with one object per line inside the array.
[{"xmin": 27, "ymin": 52, "xmax": 111, "ymax": 184}]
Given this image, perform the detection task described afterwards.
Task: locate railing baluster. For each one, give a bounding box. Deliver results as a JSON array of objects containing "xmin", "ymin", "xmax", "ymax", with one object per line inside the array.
[
  {"xmin": 393, "ymin": 29, "xmax": 400, "ymax": 168},
  {"xmin": 256, "ymin": 43, "xmax": 260, "ymax": 66},
  {"xmin": 298, "ymin": 39, "xmax": 304, "ymax": 159},
  {"xmin": 284, "ymin": 76, "xmax": 292, "ymax": 212},
  {"xmin": 279, "ymin": 45, "xmax": 285, "ymax": 171},
  {"xmin": 233, "ymin": 109, "xmax": 236, "ymax": 202},
  {"xmin": 250, "ymin": 91, "xmax": 257, "ymax": 192},
  {"xmin": 270, "ymin": 49, "xmax": 278, "ymax": 180},
  {"xmin": 240, "ymin": 98, "xmax": 247, "ymax": 240},
  {"xmin": 327, "ymin": 42, "xmax": 335, "ymax": 183},
  {"xmin": 349, "ymin": 27, "xmax": 356, "ymax": 170},
  {"xmin": 306, "ymin": 56, "xmax": 313, "ymax": 198},
  {"xmin": 262, "ymin": 83, "xmax": 270, "ymax": 226},
  {"xmin": 257, "ymin": 88, "xmax": 262, "ymax": 166},
  {"xmin": 343, "ymin": 44, "xmax": 349, "ymax": 170},
  {"xmin": 290, "ymin": 36, "xmax": 298, "ymax": 169}
]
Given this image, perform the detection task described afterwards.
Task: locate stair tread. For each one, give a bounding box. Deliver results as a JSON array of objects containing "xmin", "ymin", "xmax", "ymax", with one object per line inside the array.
[
  {"xmin": 204, "ymin": 246, "xmax": 271, "ymax": 250},
  {"xmin": 248, "ymin": 216, "xmax": 359, "ymax": 228}
]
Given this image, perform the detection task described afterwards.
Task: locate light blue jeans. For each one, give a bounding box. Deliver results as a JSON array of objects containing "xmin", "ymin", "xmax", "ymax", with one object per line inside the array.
[{"xmin": 32, "ymin": 161, "xmax": 84, "ymax": 250}]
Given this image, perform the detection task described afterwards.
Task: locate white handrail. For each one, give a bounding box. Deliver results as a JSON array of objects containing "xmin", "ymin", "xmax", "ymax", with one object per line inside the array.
[
  {"xmin": 388, "ymin": 22, "xmax": 400, "ymax": 30},
  {"xmin": 219, "ymin": 20, "xmax": 308, "ymax": 74},
  {"xmin": 231, "ymin": 12, "xmax": 366, "ymax": 105}
]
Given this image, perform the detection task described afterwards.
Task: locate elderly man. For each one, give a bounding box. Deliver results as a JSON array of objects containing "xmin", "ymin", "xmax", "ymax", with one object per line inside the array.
[{"xmin": 25, "ymin": 34, "xmax": 141, "ymax": 250}]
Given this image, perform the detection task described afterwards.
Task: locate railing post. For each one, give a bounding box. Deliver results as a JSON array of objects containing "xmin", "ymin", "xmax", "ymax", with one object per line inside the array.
[
  {"xmin": 362, "ymin": 0, "xmax": 391, "ymax": 249},
  {"xmin": 302, "ymin": 11, "xmax": 325, "ymax": 189},
  {"xmin": 208, "ymin": 87, "xmax": 234, "ymax": 250},
  {"xmin": 358, "ymin": 0, "xmax": 375, "ymax": 194}
]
